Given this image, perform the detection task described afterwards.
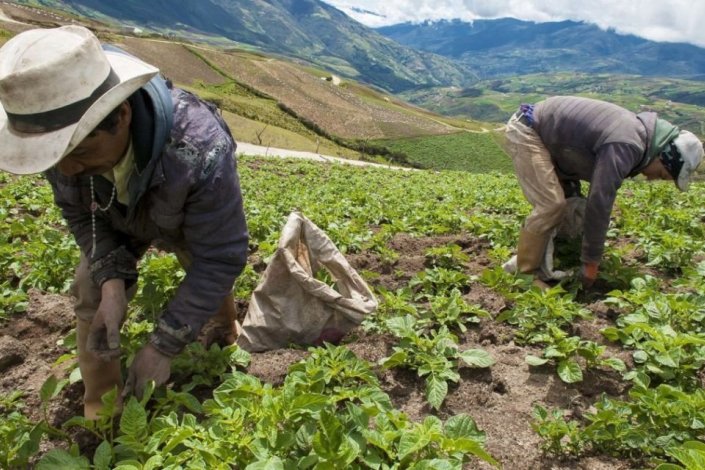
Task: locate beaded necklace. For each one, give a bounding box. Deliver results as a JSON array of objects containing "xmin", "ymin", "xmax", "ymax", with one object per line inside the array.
[{"xmin": 89, "ymin": 176, "xmax": 116, "ymax": 258}]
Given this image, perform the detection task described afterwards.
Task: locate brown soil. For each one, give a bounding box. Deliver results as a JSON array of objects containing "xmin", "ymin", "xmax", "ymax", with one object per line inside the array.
[
  {"xmin": 198, "ymin": 48, "xmax": 457, "ymax": 140},
  {"xmin": 1, "ymin": 233, "xmax": 636, "ymax": 469},
  {"xmin": 0, "ymin": 11, "xmax": 456, "ymax": 142},
  {"xmin": 117, "ymin": 37, "xmax": 228, "ymax": 87}
]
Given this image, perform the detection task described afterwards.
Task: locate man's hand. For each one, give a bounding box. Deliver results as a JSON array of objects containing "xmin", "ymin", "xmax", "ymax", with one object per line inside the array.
[
  {"xmin": 580, "ymin": 262, "xmax": 599, "ymax": 289},
  {"xmin": 87, "ymin": 279, "xmax": 127, "ymax": 361},
  {"xmin": 122, "ymin": 343, "xmax": 172, "ymax": 399}
]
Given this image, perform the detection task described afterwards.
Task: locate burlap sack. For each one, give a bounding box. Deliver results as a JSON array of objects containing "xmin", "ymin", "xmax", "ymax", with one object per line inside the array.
[{"xmin": 236, "ymin": 212, "xmax": 378, "ymax": 352}]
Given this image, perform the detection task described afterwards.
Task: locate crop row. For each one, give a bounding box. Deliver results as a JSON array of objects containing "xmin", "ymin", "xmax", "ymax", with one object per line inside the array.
[{"xmin": 1, "ymin": 158, "xmax": 705, "ymax": 468}]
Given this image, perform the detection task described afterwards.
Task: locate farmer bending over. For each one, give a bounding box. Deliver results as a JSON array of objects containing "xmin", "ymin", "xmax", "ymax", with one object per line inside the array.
[
  {"xmin": 0, "ymin": 26, "xmax": 249, "ymax": 418},
  {"xmin": 504, "ymin": 96, "xmax": 703, "ymax": 288}
]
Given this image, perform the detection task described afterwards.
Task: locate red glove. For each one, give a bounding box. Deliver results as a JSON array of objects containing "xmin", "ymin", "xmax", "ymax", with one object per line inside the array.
[{"xmin": 580, "ymin": 262, "xmax": 599, "ymax": 289}]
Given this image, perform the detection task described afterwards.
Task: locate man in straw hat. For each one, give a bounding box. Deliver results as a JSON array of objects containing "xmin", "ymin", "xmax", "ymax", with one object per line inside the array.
[
  {"xmin": 503, "ymin": 96, "xmax": 703, "ymax": 289},
  {"xmin": 0, "ymin": 26, "xmax": 249, "ymax": 418}
]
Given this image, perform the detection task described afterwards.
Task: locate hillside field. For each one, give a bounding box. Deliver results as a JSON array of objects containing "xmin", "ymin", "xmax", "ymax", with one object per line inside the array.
[
  {"xmin": 402, "ymin": 73, "xmax": 705, "ymax": 137},
  {"xmin": 2, "ymin": 158, "xmax": 705, "ymax": 469},
  {"xmin": 377, "ymin": 131, "xmax": 512, "ymax": 173}
]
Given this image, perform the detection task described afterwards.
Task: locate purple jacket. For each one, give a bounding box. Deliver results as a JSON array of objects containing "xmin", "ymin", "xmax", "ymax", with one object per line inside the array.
[{"xmin": 45, "ymin": 75, "xmax": 248, "ymax": 353}]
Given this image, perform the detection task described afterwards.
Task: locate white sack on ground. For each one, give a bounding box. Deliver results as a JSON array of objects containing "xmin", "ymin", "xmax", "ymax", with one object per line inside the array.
[{"xmin": 237, "ymin": 211, "xmax": 378, "ymax": 352}]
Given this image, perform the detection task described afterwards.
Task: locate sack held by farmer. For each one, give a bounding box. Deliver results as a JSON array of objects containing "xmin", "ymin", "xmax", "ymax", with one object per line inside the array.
[
  {"xmin": 503, "ymin": 96, "xmax": 703, "ymax": 288},
  {"xmin": 0, "ymin": 26, "xmax": 249, "ymax": 418}
]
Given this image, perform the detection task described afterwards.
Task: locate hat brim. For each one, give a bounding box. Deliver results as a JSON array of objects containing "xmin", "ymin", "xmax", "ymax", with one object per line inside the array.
[{"xmin": 0, "ymin": 49, "xmax": 158, "ymax": 175}]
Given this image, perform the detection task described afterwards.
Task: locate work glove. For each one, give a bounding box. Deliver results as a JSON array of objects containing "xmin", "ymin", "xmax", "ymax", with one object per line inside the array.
[
  {"xmin": 87, "ymin": 279, "xmax": 127, "ymax": 361},
  {"xmin": 580, "ymin": 262, "xmax": 599, "ymax": 290},
  {"xmin": 122, "ymin": 343, "xmax": 172, "ymax": 399}
]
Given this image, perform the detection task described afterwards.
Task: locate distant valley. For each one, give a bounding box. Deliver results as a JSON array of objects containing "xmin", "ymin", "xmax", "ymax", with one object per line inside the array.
[{"xmin": 378, "ymin": 18, "xmax": 705, "ymax": 80}]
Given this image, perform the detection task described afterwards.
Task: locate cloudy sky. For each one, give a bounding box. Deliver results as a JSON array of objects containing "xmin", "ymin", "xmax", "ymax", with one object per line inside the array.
[{"xmin": 323, "ymin": 0, "xmax": 705, "ymax": 48}]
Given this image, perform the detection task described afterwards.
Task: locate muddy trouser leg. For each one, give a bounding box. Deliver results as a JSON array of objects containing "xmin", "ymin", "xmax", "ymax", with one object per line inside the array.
[
  {"xmin": 504, "ymin": 114, "xmax": 567, "ymax": 275},
  {"xmin": 72, "ymin": 253, "xmax": 137, "ymax": 419},
  {"xmin": 172, "ymin": 249, "xmax": 239, "ymax": 348}
]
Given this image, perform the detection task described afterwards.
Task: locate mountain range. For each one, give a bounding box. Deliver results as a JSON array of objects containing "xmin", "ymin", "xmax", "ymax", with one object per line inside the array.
[
  {"xmin": 12, "ymin": 1, "xmax": 705, "ymax": 89},
  {"xmin": 2, "ymin": 1, "xmax": 704, "ymax": 163},
  {"xmin": 378, "ymin": 18, "xmax": 705, "ymax": 80},
  {"xmin": 6, "ymin": 0, "xmax": 705, "ymax": 135}
]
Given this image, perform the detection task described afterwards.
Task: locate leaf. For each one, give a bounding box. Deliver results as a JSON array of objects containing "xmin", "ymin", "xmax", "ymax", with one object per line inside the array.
[
  {"xmin": 691, "ymin": 418, "xmax": 705, "ymax": 430},
  {"xmin": 380, "ymin": 350, "xmax": 408, "ymax": 369},
  {"xmin": 245, "ymin": 456, "xmax": 285, "ymax": 470},
  {"xmin": 36, "ymin": 449, "xmax": 90, "ymax": 470},
  {"xmin": 655, "ymin": 352, "xmax": 679, "ymax": 368},
  {"xmin": 445, "ymin": 437, "xmax": 499, "ymax": 467},
  {"xmin": 295, "ymin": 422, "xmax": 316, "ymax": 449},
  {"xmin": 626, "ymin": 370, "xmax": 651, "ymax": 388},
  {"xmin": 525, "ymin": 355, "xmax": 549, "ymax": 366},
  {"xmin": 93, "ymin": 440, "xmax": 112, "ymax": 470},
  {"xmin": 682, "ymin": 441, "xmax": 705, "ymax": 452},
  {"xmin": 409, "ymin": 458, "xmax": 456, "ymax": 470},
  {"xmin": 291, "ymin": 393, "xmax": 330, "ymax": 414},
  {"xmin": 459, "ymin": 349, "xmax": 495, "ymax": 368},
  {"xmin": 601, "ymin": 357, "xmax": 626, "ymax": 371},
  {"xmin": 161, "ymin": 428, "xmax": 194, "ymax": 453},
  {"xmin": 39, "ymin": 375, "xmax": 67, "ymax": 403},
  {"xmin": 63, "ymin": 415, "xmax": 93, "ymax": 430},
  {"xmin": 229, "ymin": 346, "xmax": 252, "ymax": 368},
  {"xmin": 600, "ymin": 327, "xmax": 620, "ymax": 341},
  {"xmin": 398, "ymin": 430, "xmax": 427, "ymax": 460},
  {"xmin": 425, "ymin": 375, "xmax": 448, "ymax": 410},
  {"xmin": 114, "ymin": 464, "xmax": 141, "ymax": 470},
  {"xmin": 119, "ymin": 397, "xmax": 148, "ymax": 439},
  {"xmin": 144, "ymin": 455, "xmax": 165, "ymax": 470},
  {"xmin": 444, "ymin": 414, "xmax": 485, "ymax": 441},
  {"xmin": 557, "ymin": 360, "xmax": 583, "ymax": 383},
  {"xmin": 69, "ymin": 366, "xmax": 82, "ymax": 384},
  {"xmin": 667, "ymin": 449, "xmax": 705, "ymax": 470}
]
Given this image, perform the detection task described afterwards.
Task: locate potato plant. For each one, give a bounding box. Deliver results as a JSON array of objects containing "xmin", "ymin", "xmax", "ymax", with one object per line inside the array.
[{"xmin": 2, "ymin": 158, "xmax": 705, "ymax": 468}]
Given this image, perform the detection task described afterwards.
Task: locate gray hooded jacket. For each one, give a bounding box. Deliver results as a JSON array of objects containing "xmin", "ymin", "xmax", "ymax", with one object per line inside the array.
[{"xmin": 532, "ymin": 96, "xmax": 659, "ymax": 263}]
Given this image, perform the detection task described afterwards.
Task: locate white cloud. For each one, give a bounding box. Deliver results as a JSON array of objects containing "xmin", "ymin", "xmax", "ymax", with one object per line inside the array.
[{"xmin": 324, "ymin": 0, "xmax": 705, "ymax": 47}]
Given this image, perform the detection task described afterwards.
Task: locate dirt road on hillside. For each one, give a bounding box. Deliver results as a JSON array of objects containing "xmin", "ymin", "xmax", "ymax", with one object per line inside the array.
[{"xmin": 235, "ymin": 142, "xmax": 414, "ymax": 171}]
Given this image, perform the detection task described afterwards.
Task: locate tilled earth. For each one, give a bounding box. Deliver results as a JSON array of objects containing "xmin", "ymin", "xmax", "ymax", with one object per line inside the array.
[{"xmin": 1, "ymin": 233, "xmax": 634, "ymax": 469}]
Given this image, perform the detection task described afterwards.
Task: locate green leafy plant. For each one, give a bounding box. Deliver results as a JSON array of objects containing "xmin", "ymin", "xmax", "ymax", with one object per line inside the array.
[
  {"xmin": 532, "ymin": 405, "xmax": 584, "ymax": 456},
  {"xmin": 0, "ymin": 392, "xmax": 47, "ymax": 469},
  {"xmin": 409, "ymin": 267, "xmax": 470, "ymax": 300},
  {"xmin": 381, "ymin": 315, "xmax": 494, "ymax": 409},
  {"xmin": 534, "ymin": 381, "xmax": 705, "ymax": 460},
  {"xmin": 525, "ymin": 326, "xmax": 625, "ymax": 383},
  {"xmin": 423, "ymin": 287, "xmax": 489, "ymax": 333},
  {"xmin": 425, "ymin": 243, "xmax": 469, "ymax": 270},
  {"xmin": 132, "ymin": 253, "xmax": 185, "ymax": 318},
  {"xmin": 655, "ymin": 440, "xmax": 705, "ymax": 470},
  {"xmin": 171, "ymin": 343, "xmax": 251, "ymax": 392}
]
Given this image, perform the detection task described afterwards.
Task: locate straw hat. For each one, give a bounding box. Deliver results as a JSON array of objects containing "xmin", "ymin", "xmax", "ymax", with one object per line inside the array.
[{"xmin": 0, "ymin": 25, "xmax": 158, "ymax": 174}]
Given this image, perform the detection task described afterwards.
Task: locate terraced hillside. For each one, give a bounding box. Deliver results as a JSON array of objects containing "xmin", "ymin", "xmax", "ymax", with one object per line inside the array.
[{"xmin": 0, "ymin": 5, "xmax": 503, "ymax": 171}]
